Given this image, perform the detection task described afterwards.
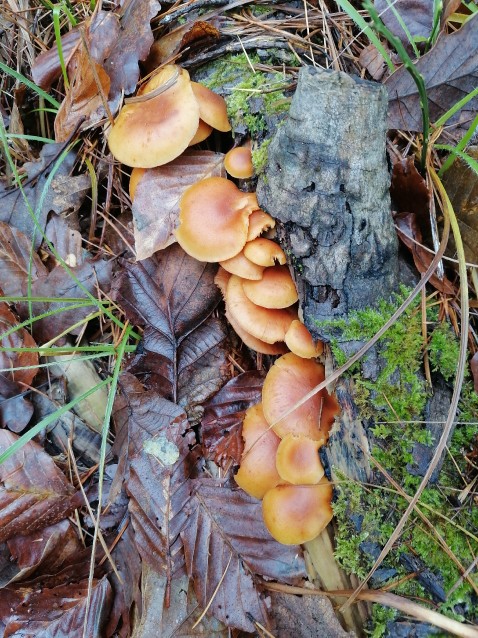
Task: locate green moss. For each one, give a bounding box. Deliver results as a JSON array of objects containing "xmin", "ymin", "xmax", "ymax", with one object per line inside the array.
[
  {"xmin": 251, "ymin": 138, "xmax": 271, "ymax": 175},
  {"xmin": 322, "ymin": 290, "xmax": 478, "ymax": 636}
]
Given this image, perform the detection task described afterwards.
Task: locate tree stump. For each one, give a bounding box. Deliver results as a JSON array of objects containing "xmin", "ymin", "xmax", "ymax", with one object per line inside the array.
[{"xmin": 257, "ymin": 66, "xmax": 400, "ymax": 636}]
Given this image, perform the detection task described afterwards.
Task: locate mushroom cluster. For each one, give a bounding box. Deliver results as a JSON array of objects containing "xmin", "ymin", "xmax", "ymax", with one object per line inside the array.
[
  {"xmin": 107, "ymin": 66, "xmax": 339, "ymax": 546},
  {"xmin": 108, "ymin": 64, "xmax": 231, "ymax": 168}
]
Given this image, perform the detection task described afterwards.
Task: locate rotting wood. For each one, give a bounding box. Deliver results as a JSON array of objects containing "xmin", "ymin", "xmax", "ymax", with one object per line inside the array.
[{"xmin": 258, "ymin": 66, "xmax": 400, "ymax": 636}]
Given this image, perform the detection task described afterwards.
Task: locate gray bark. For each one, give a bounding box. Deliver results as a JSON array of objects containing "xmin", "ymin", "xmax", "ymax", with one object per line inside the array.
[{"xmin": 257, "ymin": 66, "xmax": 399, "ymax": 336}]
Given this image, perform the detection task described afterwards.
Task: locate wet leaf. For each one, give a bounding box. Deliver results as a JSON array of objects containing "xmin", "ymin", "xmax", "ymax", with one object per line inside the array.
[
  {"xmin": 103, "ymin": 0, "xmax": 161, "ymax": 98},
  {"xmin": 17, "ymin": 258, "xmax": 112, "ymax": 344},
  {"xmin": 0, "ymin": 575, "xmax": 112, "ymax": 637},
  {"xmin": 0, "ymin": 222, "xmax": 47, "ymax": 298},
  {"xmin": 181, "ymin": 478, "xmax": 307, "ymax": 632},
  {"xmin": 386, "ymin": 15, "xmax": 478, "ymax": 135},
  {"xmin": 375, "ymin": 0, "xmax": 434, "ymax": 47},
  {"xmin": 145, "ymin": 19, "xmax": 221, "ymax": 70},
  {"xmin": 114, "ymin": 373, "xmax": 198, "ymax": 576},
  {"xmin": 0, "ymin": 430, "xmax": 82, "ymax": 542},
  {"xmin": 0, "ymin": 144, "xmax": 90, "ymax": 249},
  {"xmin": 112, "ymin": 246, "xmax": 230, "ymax": 413},
  {"xmin": 0, "ymin": 303, "xmax": 38, "ymax": 432},
  {"xmin": 201, "ymin": 371, "xmax": 265, "ymax": 467},
  {"xmin": 441, "ymin": 146, "xmax": 478, "ymax": 264},
  {"xmin": 31, "ymin": 29, "xmax": 81, "ymax": 90},
  {"xmin": 390, "ymin": 157, "xmax": 430, "ymax": 218},
  {"xmin": 395, "ymin": 213, "xmax": 455, "ymax": 294},
  {"xmin": 133, "ymin": 151, "xmax": 225, "ymax": 260}
]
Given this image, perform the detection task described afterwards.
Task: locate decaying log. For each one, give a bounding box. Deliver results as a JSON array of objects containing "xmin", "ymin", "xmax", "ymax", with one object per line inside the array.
[{"xmin": 257, "ymin": 67, "xmax": 400, "ymax": 636}]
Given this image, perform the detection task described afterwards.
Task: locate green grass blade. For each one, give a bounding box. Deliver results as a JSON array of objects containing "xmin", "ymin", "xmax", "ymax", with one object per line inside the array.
[
  {"xmin": 435, "ymin": 145, "xmax": 478, "ymax": 175},
  {"xmin": 53, "ymin": 6, "xmax": 70, "ymax": 90},
  {"xmin": 0, "ymin": 61, "xmax": 60, "ymax": 109},
  {"xmin": 438, "ymin": 112, "xmax": 478, "ymax": 176},
  {"xmin": 434, "ymin": 86, "xmax": 478, "ymax": 128}
]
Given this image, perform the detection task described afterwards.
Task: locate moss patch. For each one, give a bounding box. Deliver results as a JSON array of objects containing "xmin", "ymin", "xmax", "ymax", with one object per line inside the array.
[{"xmin": 318, "ymin": 290, "xmax": 478, "ymax": 636}]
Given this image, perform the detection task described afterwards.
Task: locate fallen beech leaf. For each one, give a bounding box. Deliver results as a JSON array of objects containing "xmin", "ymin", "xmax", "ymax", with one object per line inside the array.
[
  {"xmin": 44, "ymin": 213, "xmax": 83, "ymax": 267},
  {"xmin": 31, "ymin": 29, "xmax": 81, "ymax": 90},
  {"xmin": 133, "ymin": 151, "xmax": 225, "ymax": 260},
  {"xmin": 471, "ymin": 352, "xmax": 478, "ymax": 393},
  {"xmin": 112, "ymin": 246, "xmax": 230, "ymax": 414},
  {"xmin": 181, "ymin": 478, "xmax": 307, "ymax": 632},
  {"xmin": 1, "ymin": 576, "xmax": 112, "ymax": 637},
  {"xmin": 395, "ymin": 213, "xmax": 455, "ymax": 294},
  {"xmin": 390, "ymin": 157, "xmax": 430, "ymax": 218},
  {"xmin": 0, "ymin": 303, "xmax": 38, "ymax": 432},
  {"xmin": 359, "ymin": 43, "xmax": 388, "ymax": 81},
  {"xmin": 103, "ymin": 0, "xmax": 161, "ymax": 98},
  {"xmin": 386, "ymin": 15, "xmax": 478, "ymax": 136},
  {"xmin": 201, "ymin": 371, "xmax": 265, "ymax": 467},
  {"xmin": 442, "ymin": 146, "xmax": 478, "ymax": 264},
  {"xmin": 0, "ymin": 144, "xmax": 90, "ymax": 249},
  {"xmin": 145, "ymin": 19, "xmax": 221, "ymax": 70},
  {"xmin": 375, "ymin": 0, "xmax": 434, "ymax": 47},
  {"xmin": 0, "ymin": 430, "xmax": 82, "ymax": 542},
  {"xmin": 0, "ymin": 222, "xmax": 47, "ymax": 297},
  {"xmin": 114, "ymin": 373, "xmax": 198, "ymax": 576},
  {"xmin": 17, "ymin": 258, "xmax": 112, "ymax": 344}
]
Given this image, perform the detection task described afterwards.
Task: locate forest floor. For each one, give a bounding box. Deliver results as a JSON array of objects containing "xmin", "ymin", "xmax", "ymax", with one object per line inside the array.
[{"xmin": 0, "ymin": 1, "xmax": 477, "ymax": 637}]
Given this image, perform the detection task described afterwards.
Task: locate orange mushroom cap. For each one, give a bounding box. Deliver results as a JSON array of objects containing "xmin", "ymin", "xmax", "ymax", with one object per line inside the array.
[
  {"xmin": 226, "ymin": 275, "xmax": 297, "ymax": 344},
  {"xmin": 234, "ymin": 404, "xmax": 281, "ymax": 499},
  {"xmin": 242, "ymin": 265, "xmax": 298, "ymax": 309},
  {"xmin": 220, "ymin": 250, "xmax": 264, "ymax": 280},
  {"xmin": 129, "ymin": 167, "xmax": 147, "ymax": 201},
  {"xmin": 108, "ymin": 65, "xmax": 200, "ymax": 168},
  {"xmin": 189, "ymin": 119, "xmax": 213, "ymax": 146},
  {"xmin": 246, "ymin": 210, "xmax": 276, "ymax": 241},
  {"xmin": 191, "ymin": 82, "xmax": 231, "ymax": 132},
  {"xmin": 262, "ymin": 479, "xmax": 333, "ymax": 544},
  {"xmin": 244, "ymin": 237, "xmax": 287, "ymax": 266},
  {"xmin": 224, "ymin": 146, "xmax": 254, "ymax": 179},
  {"xmin": 275, "ymin": 434, "xmax": 324, "ymax": 485},
  {"xmin": 262, "ymin": 352, "xmax": 332, "ymax": 441},
  {"xmin": 284, "ymin": 320, "xmax": 324, "ymax": 359},
  {"xmin": 214, "ymin": 266, "xmax": 231, "ymax": 298},
  {"xmin": 175, "ymin": 177, "xmax": 258, "ymax": 262},
  {"xmin": 225, "ymin": 308, "xmax": 288, "ymax": 356}
]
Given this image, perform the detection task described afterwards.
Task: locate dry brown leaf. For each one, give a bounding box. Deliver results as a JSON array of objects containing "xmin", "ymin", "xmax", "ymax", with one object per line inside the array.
[
  {"xmin": 471, "ymin": 352, "xmax": 478, "ymax": 393},
  {"xmin": 31, "ymin": 29, "xmax": 81, "ymax": 90},
  {"xmin": 375, "ymin": 0, "xmax": 434, "ymax": 47},
  {"xmin": 0, "ymin": 222, "xmax": 47, "ymax": 298},
  {"xmin": 0, "ymin": 430, "xmax": 82, "ymax": 542},
  {"xmin": 386, "ymin": 14, "xmax": 478, "ymax": 136},
  {"xmin": 359, "ymin": 43, "xmax": 389, "ymax": 81},
  {"xmin": 132, "ymin": 151, "xmax": 225, "ymax": 260},
  {"xmin": 390, "ymin": 157, "xmax": 430, "ymax": 218}
]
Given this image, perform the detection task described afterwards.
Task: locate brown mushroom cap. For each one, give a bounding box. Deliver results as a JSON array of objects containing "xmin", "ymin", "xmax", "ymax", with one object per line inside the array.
[
  {"xmin": 262, "ymin": 479, "xmax": 333, "ymax": 544},
  {"xmin": 244, "ymin": 237, "xmax": 287, "ymax": 266},
  {"xmin": 226, "ymin": 309, "xmax": 288, "ymax": 355},
  {"xmin": 284, "ymin": 320, "xmax": 324, "ymax": 359},
  {"xmin": 262, "ymin": 352, "xmax": 331, "ymax": 441},
  {"xmin": 191, "ymin": 82, "xmax": 231, "ymax": 132},
  {"xmin": 234, "ymin": 404, "xmax": 282, "ymax": 499},
  {"xmin": 242, "ymin": 265, "xmax": 298, "ymax": 309},
  {"xmin": 226, "ymin": 275, "xmax": 297, "ymax": 344},
  {"xmin": 224, "ymin": 146, "xmax": 254, "ymax": 179},
  {"xmin": 175, "ymin": 177, "xmax": 258, "ymax": 262},
  {"xmin": 275, "ymin": 434, "xmax": 324, "ymax": 485},
  {"xmin": 129, "ymin": 167, "xmax": 147, "ymax": 200},
  {"xmin": 108, "ymin": 65, "xmax": 200, "ymax": 168},
  {"xmin": 189, "ymin": 119, "xmax": 213, "ymax": 146},
  {"xmin": 220, "ymin": 250, "xmax": 264, "ymax": 280},
  {"xmin": 247, "ymin": 210, "xmax": 276, "ymax": 241}
]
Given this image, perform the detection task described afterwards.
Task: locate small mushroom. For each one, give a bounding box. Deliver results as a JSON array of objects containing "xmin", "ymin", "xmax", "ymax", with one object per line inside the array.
[
  {"xmin": 189, "ymin": 119, "xmax": 213, "ymax": 146},
  {"xmin": 244, "ymin": 237, "xmax": 287, "ymax": 266},
  {"xmin": 220, "ymin": 250, "xmax": 264, "ymax": 280},
  {"xmin": 191, "ymin": 82, "xmax": 231, "ymax": 132},
  {"xmin": 242, "ymin": 265, "xmax": 298, "ymax": 309},
  {"xmin": 225, "ymin": 309, "xmax": 288, "ymax": 355},
  {"xmin": 234, "ymin": 404, "xmax": 282, "ymax": 499},
  {"xmin": 129, "ymin": 167, "xmax": 147, "ymax": 200},
  {"xmin": 247, "ymin": 210, "xmax": 276, "ymax": 241},
  {"xmin": 226, "ymin": 275, "xmax": 297, "ymax": 344},
  {"xmin": 224, "ymin": 146, "xmax": 254, "ymax": 179},
  {"xmin": 175, "ymin": 177, "xmax": 258, "ymax": 262},
  {"xmin": 262, "ymin": 479, "xmax": 333, "ymax": 544},
  {"xmin": 284, "ymin": 320, "xmax": 324, "ymax": 359},
  {"xmin": 108, "ymin": 65, "xmax": 200, "ymax": 168},
  {"xmin": 275, "ymin": 434, "xmax": 324, "ymax": 485},
  {"xmin": 262, "ymin": 352, "xmax": 333, "ymax": 441}
]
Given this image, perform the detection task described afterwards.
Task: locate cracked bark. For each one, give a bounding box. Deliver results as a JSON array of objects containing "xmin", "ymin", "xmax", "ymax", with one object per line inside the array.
[{"xmin": 257, "ymin": 67, "xmax": 400, "ymax": 637}]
